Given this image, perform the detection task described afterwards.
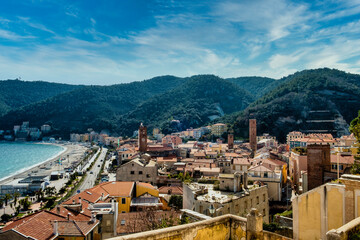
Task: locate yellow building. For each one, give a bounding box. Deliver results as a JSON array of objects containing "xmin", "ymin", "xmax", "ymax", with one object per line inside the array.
[{"xmin": 292, "ymin": 174, "xmax": 360, "ymax": 240}]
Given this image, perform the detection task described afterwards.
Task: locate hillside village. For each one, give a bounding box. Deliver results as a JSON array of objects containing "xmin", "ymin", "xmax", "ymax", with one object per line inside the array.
[{"xmin": 1, "ymin": 117, "xmax": 360, "ymax": 240}]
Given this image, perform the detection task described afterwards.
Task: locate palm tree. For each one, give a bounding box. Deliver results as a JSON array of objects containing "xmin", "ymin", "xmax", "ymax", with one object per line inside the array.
[
  {"xmin": 45, "ymin": 187, "xmax": 56, "ymax": 197},
  {"xmin": 4, "ymin": 194, "xmax": 11, "ymax": 206},
  {"xmin": 35, "ymin": 189, "xmax": 44, "ymax": 202},
  {"xmin": 13, "ymin": 192, "xmax": 20, "ymax": 207}
]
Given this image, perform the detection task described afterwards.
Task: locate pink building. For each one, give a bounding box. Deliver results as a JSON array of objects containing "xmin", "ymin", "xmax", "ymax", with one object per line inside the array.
[{"xmin": 162, "ymin": 135, "xmax": 182, "ymax": 147}]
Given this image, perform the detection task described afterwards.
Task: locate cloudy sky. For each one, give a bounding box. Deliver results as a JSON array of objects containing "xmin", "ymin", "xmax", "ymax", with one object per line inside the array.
[{"xmin": 0, "ymin": 0, "xmax": 360, "ymax": 85}]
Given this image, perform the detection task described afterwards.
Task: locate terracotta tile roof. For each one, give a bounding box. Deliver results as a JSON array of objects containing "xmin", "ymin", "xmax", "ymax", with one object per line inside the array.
[
  {"xmin": 57, "ymin": 220, "xmax": 99, "ymax": 237},
  {"xmin": 233, "ymin": 158, "xmax": 251, "ymax": 165},
  {"xmin": 50, "ymin": 206, "xmax": 92, "ymax": 220},
  {"xmin": 63, "ymin": 189, "xmax": 103, "ymax": 205},
  {"xmin": 225, "ymin": 153, "xmax": 240, "ymax": 158},
  {"xmin": 158, "ymin": 186, "xmax": 183, "ymax": 195},
  {"xmin": 94, "ymin": 181, "xmax": 134, "ymax": 197},
  {"xmin": 194, "ymin": 152, "xmax": 206, "ymax": 157},
  {"xmin": 136, "ymin": 182, "xmax": 153, "ymax": 189},
  {"xmin": 248, "ymin": 164, "xmax": 273, "ymax": 172},
  {"xmin": 330, "ymin": 154, "xmax": 355, "ymax": 164},
  {"xmin": 2, "ymin": 211, "xmax": 64, "ymax": 240}
]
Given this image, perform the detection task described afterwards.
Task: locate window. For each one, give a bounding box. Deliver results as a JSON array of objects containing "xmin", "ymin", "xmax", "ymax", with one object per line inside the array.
[
  {"xmin": 132, "ymin": 164, "xmax": 134, "ymax": 166},
  {"xmin": 256, "ymin": 196, "xmax": 259, "ymax": 205},
  {"xmin": 121, "ymin": 220, "xmax": 126, "ymax": 225},
  {"xmin": 264, "ymin": 172, "xmax": 268, "ymax": 178},
  {"xmin": 263, "ymin": 209, "xmax": 266, "ymax": 216},
  {"xmin": 122, "ymin": 198, "xmax": 126, "ymax": 204},
  {"xmin": 146, "ymin": 174, "xmax": 151, "ymax": 178},
  {"xmin": 263, "ymin": 194, "xmax": 266, "ymax": 202},
  {"xmin": 340, "ymin": 165, "xmax": 344, "ymax": 170},
  {"xmin": 130, "ymin": 171, "xmax": 134, "ymax": 175},
  {"xmin": 139, "ymin": 171, "xmax": 143, "ymax": 175}
]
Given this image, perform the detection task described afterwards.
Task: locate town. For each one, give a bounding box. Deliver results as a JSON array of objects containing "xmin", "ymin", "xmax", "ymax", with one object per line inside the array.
[{"xmin": 0, "ymin": 117, "xmax": 359, "ymax": 240}]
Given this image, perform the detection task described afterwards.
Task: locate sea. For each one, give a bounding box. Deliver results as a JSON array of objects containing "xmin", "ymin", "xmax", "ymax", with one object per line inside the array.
[{"xmin": 0, "ymin": 142, "xmax": 65, "ymax": 182}]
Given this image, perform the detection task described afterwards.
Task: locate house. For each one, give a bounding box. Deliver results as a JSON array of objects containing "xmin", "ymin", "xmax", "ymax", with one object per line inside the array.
[
  {"xmin": 183, "ymin": 182, "xmax": 269, "ymax": 223},
  {"xmin": 247, "ymin": 164, "xmax": 283, "ymax": 201},
  {"xmin": 211, "ymin": 123, "xmax": 227, "ymax": 137},
  {"xmin": 116, "ymin": 158, "xmax": 158, "ymax": 185},
  {"xmin": 0, "ymin": 210, "xmax": 100, "ymax": 240},
  {"xmin": 162, "ymin": 135, "xmax": 182, "ymax": 147},
  {"xmin": 231, "ymin": 158, "xmax": 251, "ymax": 173}
]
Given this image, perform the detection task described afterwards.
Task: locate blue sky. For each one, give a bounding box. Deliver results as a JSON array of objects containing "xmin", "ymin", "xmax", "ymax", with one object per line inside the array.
[{"xmin": 0, "ymin": 0, "xmax": 360, "ymax": 85}]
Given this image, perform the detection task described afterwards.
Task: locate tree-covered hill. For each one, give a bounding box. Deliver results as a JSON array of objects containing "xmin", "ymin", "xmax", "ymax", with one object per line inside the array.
[
  {"xmin": 226, "ymin": 76, "xmax": 280, "ymax": 98},
  {"xmin": 0, "ymin": 80, "xmax": 83, "ymax": 115},
  {"xmin": 0, "ymin": 75, "xmax": 185, "ymax": 134},
  {"xmin": 115, "ymin": 75, "xmax": 255, "ymax": 136},
  {"xmin": 222, "ymin": 68, "xmax": 360, "ymax": 142}
]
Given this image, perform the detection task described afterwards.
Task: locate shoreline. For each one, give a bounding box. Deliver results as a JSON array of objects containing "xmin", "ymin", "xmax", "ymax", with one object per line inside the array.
[{"xmin": 0, "ymin": 142, "xmax": 89, "ymax": 185}]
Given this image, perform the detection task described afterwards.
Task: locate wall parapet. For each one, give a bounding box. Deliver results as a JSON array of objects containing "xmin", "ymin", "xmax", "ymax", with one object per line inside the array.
[
  {"xmin": 327, "ymin": 216, "xmax": 360, "ymax": 240},
  {"xmin": 108, "ymin": 209, "xmax": 290, "ymax": 240}
]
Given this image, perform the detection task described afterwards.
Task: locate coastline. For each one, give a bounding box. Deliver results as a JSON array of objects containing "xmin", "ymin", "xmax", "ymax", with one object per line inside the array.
[{"xmin": 0, "ymin": 142, "xmax": 89, "ymax": 185}]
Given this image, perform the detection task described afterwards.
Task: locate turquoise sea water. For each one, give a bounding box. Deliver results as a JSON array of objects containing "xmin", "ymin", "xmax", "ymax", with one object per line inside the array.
[{"xmin": 0, "ymin": 142, "xmax": 64, "ymax": 181}]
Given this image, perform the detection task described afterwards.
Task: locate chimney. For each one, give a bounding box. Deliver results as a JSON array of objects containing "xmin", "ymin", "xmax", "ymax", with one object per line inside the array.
[
  {"xmin": 79, "ymin": 197, "xmax": 82, "ymax": 205},
  {"xmin": 56, "ymin": 205, "xmax": 60, "ymax": 214},
  {"xmin": 67, "ymin": 213, "xmax": 71, "ymax": 220},
  {"xmin": 72, "ymin": 199, "xmax": 75, "ymax": 204},
  {"xmin": 101, "ymin": 193, "xmax": 104, "ymax": 200},
  {"xmin": 91, "ymin": 213, "xmax": 95, "ymax": 223},
  {"xmin": 53, "ymin": 221, "xmax": 58, "ymax": 235}
]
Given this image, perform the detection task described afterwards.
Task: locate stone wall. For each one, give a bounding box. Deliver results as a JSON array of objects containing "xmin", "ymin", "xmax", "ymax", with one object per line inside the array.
[{"xmin": 107, "ymin": 210, "xmax": 289, "ymax": 240}]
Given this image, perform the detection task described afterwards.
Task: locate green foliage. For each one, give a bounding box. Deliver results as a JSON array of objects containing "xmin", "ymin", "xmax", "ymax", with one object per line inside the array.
[
  {"xmin": 263, "ymin": 222, "xmax": 281, "ymax": 232},
  {"xmin": 168, "ymin": 195, "xmax": 183, "ymax": 209},
  {"xmin": 226, "ymin": 76, "xmax": 277, "ymax": 98},
  {"xmin": 0, "ymin": 76, "xmax": 184, "ymax": 137},
  {"xmin": 350, "ymin": 110, "xmax": 360, "ymax": 142},
  {"xmin": 292, "ymin": 147, "xmax": 307, "ymax": 155},
  {"xmin": 0, "ymin": 79, "xmax": 82, "ymax": 116},
  {"xmin": 1, "ymin": 214, "xmax": 11, "ymax": 222},
  {"xmin": 275, "ymin": 210, "xmax": 293, "ymax": 218},
  {"xmin": 221, "ymin": 68, "xmax": 360, "ymax": 142},
  {"xmin": 19, "ymin": 197, "xmax": 31, "ymax": 211}
]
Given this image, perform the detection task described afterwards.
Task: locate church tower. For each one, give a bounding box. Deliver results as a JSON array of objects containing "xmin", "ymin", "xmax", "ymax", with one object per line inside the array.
[
  {"xmin": 228, "ymin": 131, "xmax": 234, "ymax": 150},
  {"xmin": 138, "ymin": 123, "xmax": 147, "ymax": 152},
  {"xmin": 249, "ymin": 118, "xmax": 257, "ymax": 154}
]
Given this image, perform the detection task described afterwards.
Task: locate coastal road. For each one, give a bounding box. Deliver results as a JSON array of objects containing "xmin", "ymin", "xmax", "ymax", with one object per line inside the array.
[{"xmin": 75, "ymin": 147, "xmax": 108, "ymax": 194}]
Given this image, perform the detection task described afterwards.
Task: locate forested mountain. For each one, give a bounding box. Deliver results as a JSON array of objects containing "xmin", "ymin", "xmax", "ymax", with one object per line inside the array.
[
  {"xmin": 115, "ymin": 75, "xmax": 254, "ymax": 136},
  {"xmin": 226, "ymin": 76, "xmax": 279, "ymax": 98},
  {"xmin": 222, "ymin": 68, "xmax": 360, "ymax": 142},
  {"xmin": 0, "ymin": 76, "xmax": 185, "ymax": 134},
  {"xmin": 1, "ymin": 68, "xmax": 360, "ymax": 142},
  {"xmin": 0, "ymin": 80, "xmax": 83, "ymax": 115}
]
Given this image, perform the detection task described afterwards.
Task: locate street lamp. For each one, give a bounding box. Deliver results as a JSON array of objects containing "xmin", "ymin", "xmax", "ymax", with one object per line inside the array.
[{"xmin": 208, "ymin": 204, "xmax": 215, "ymax": 217}]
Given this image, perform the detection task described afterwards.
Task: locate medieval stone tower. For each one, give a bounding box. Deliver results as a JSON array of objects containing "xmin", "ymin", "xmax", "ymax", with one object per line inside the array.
[
  {"xmin": 228, "ymin": 132, "xmax": 234, "ymax": 150},
  {"xmin": 249, "ymin": 118, "xmax": 257, "ymax": 154},
  {"xmin": 138, "ymin": 123, "xmax": 147, "ymax": 152}
]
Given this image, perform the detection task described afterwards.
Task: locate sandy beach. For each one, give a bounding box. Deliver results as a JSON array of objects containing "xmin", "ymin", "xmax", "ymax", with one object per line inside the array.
[{"xmin": 0, "ymin": 142, "xmax": 89, "ymax": 185}]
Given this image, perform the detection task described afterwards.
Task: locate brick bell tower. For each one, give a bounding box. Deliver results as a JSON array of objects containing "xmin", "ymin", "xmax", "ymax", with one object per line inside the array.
[
  {"xmin": 228, "ymin": 130, "xmax": 234, "ymax": 150},
  {"xmin": 249, "ymin": 117, "xmax": 257, "ymax": 154},
  {"xmin": 138, "ymin": 123, "xmax": 147, "ymax": 152}
]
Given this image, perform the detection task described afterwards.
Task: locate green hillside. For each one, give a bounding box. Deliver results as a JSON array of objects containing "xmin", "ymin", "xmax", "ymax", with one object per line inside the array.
[
  {"xmin": 226, "ymin": 76, "xmax": 279, "ymax": 98},
  {"xmin": 0, "ymin": 80, "xmax": 83, "ymax": 115},
  {"xmin": 115, "ymin": 75, "xmax": 255, "ymax": 136},
  {"xmin": 224, "ymin": 68, "xmax": 360, "ymax": 142},
  {"xmin": 0, "ymin": 76, "xmax": 184, "ymax": 134}
]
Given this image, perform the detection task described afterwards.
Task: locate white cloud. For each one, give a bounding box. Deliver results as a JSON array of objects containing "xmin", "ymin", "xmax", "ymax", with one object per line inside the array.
[{"xmin": 17, "ymin": 16, "xmax": 55, "ymax": 34}]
